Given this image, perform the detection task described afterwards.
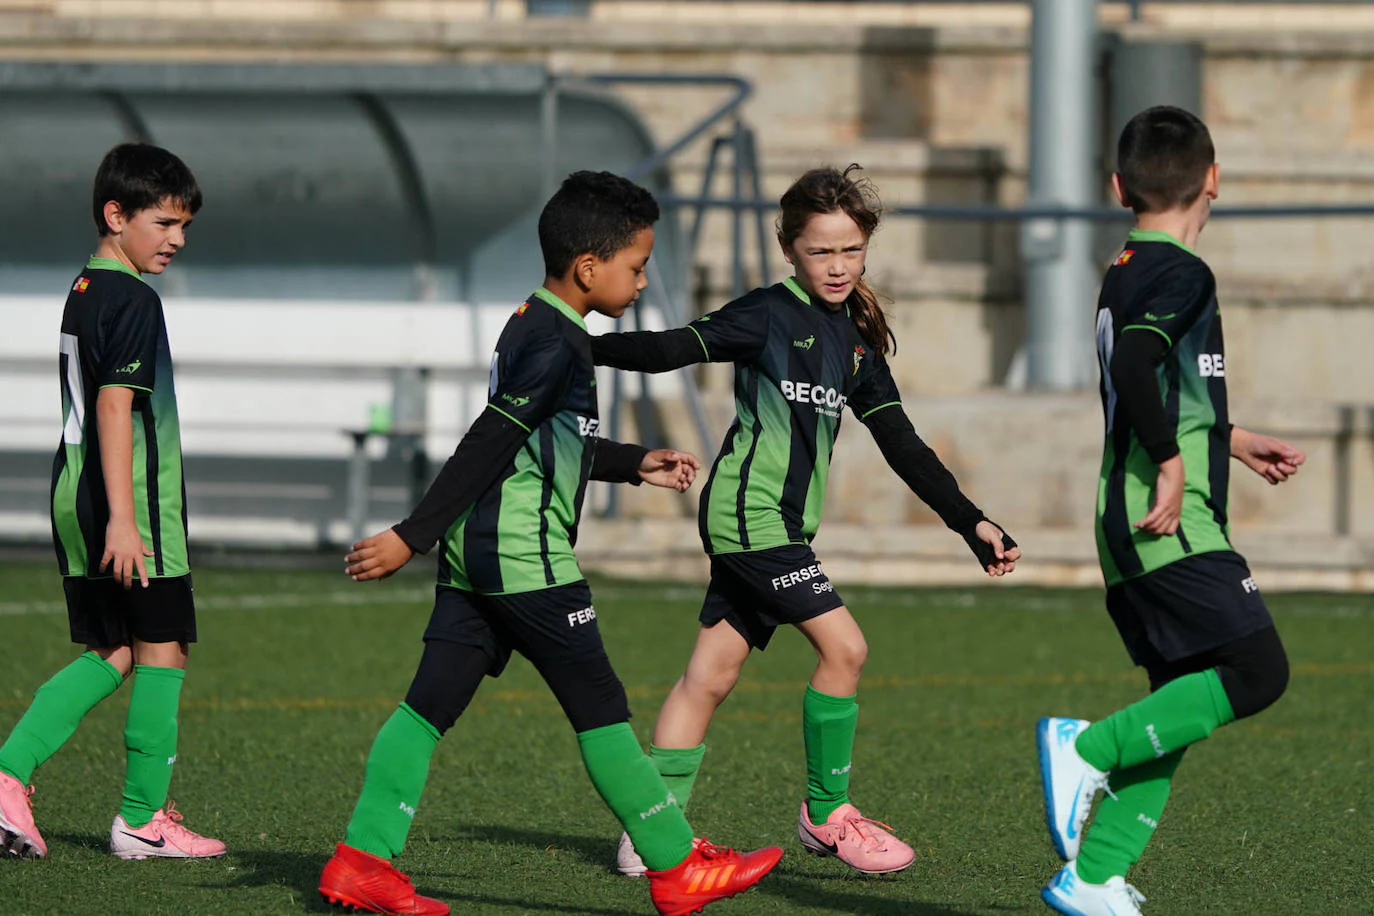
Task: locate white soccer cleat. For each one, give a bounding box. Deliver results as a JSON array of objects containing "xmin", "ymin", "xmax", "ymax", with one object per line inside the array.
[
  {"xmin": 615, "ymin": 831, "xmax": 646, "ymax": 877},
  {"xmin": 1042, "ymin": 861, "xmax": 1146, "ymax": 916},
  {"xmin": 1037, "ymin": 716, "xmax": 1111, "ymax": 861}
]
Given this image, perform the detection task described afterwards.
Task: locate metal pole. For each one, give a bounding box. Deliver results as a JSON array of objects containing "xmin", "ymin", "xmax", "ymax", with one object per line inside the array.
[{"xmin": 1021, "ymin": 0, "xmax": 1100, "ymax": 390}]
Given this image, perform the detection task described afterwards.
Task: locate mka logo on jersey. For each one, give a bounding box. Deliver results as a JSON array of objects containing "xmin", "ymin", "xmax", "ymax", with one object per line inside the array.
[{"xmin": 779, "ymin": 380, "xmax": 847, "ymax": 418}]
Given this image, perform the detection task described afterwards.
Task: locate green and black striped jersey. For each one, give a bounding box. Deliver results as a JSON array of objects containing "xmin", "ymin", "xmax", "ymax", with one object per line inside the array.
[
  {"xmin": 438, "ymin": 288, "xmax": 600, "ymax": 595},
  {"xmin": 1095, "ymin": 229, "xmax": 1233, "ymax": 585},
  {"xmin": 690, "ymin": 279, "xmax": 902, "ymax": 555},
  {"xmin": 51, "ymin": 257, "xmax": 188, "ymax": 579}
]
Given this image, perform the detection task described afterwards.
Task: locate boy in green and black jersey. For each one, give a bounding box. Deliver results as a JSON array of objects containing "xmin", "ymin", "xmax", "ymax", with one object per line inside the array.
[
  {"xmin": 1037, "ymin": 107, "xmax": 1307, "ymax": 916},
  {"xmin": 317, "ymin": 171, "xmax": 782, "ymax": 916},
  {"xmin": 0, "ymin": 143, "xmax": 224, "ymax": 862}
]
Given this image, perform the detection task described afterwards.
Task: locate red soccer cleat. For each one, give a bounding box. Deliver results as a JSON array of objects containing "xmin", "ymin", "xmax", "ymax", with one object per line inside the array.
[
  {"xmin": 319, "ymin": 843, "xmax": 450, "ymax": 916},
  {"xmin": 646, "ymin": 837, "xmax": 783, "ymax": 916}
]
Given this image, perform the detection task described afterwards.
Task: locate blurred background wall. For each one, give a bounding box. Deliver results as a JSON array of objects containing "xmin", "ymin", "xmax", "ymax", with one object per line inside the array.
[{"xmin": 1, "ymin": 1, "xmax": 1371, "ymax": 588}]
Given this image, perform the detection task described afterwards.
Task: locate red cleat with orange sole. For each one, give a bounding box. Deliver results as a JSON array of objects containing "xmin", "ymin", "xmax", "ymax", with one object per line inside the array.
[
  {"xmin": 647, "ymin": 838, "xmax": 783, "ymax": 916},
  {"xmin": 319, "ymin": 843, "xmax": 450, "ymax": 916}
]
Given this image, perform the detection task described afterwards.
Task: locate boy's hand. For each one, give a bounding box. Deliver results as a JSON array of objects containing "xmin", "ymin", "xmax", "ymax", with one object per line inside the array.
[
  {"xmin": 637, "ymin": 449, "xmax": 703, "ymax": 492},
  {"xmin": 1136, "ymin": 454, "xmax": 1184, "ymax": 535},
  {"xmin": 100, "ymin": 519, "xmax": 154, "ymax": 589},
  {"xmin": 1232, "ymin": 426, "xmax": 1305, "ymax": 485},
  {"xmin": 346, "ymin": 528, "xmax": 414, "ymax": 581},
  {"xmin": 972, "ymin": 520, "xmax": 1020, "ymax": 577}
]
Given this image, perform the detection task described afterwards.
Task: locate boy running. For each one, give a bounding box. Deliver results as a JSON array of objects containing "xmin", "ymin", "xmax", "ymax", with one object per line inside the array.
[
  {"xmin": 0, "ymin": 143, "xmax": 224, "ymax": 861},
  {"xmin": 1037, "ymin": 106, "xmax": 1304, "ymax": 916},
  {"xmin": 318, "ymin": 171, "xmax": 782, "ymax": 916}
]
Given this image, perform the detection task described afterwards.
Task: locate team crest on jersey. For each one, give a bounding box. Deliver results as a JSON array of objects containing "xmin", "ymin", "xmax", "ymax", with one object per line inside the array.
[
  {"xmin": 515, "ymin": 303, "xmax": 529, "ymax": 316},
  {"xmin": 853, "ymin": 345, "xmax": 865, "ymax": 376},
  {"xmin": 1114, "ymin": 249, "xmax": 1135, "ymax": 267},
  {"xmin": 73, "ymin": 277, "xmax": 89, "ymax": 293}
]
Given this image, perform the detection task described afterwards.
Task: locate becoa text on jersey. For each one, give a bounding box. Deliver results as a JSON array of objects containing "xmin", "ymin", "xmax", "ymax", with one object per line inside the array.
[{"xmin": 779, "ymin": 379, "xmax": 848, "ymax": 418}]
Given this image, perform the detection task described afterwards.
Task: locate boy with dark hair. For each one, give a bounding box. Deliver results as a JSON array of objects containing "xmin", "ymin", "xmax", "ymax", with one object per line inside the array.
[
  {"xmin": 0, "ymin": 143, "xmax": 224, "ymax": 861},
  {"xmin": 1036, "ymin": 106, "xmax": 1305, "ymax": 915},
  {"xmin": 318, "ymin": 171, "xmax": 782, "ymax": 916}
]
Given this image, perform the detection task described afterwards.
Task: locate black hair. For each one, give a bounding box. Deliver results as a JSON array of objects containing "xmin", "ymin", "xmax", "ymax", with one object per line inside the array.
[
  {"xmin": 92, "ymin": 143, "xmax": 203, "ymax": 236},
  {"xmin": 537, "ymin": 171, "xmax": 659, "ymax": 278},
  {"xmin": 1116, "ymin": 106, "xmax": 1215, "ymax": 215}
]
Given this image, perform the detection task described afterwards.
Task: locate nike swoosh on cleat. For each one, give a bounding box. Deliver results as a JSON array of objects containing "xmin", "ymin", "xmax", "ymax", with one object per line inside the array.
[
  {"xmin": 121, "ymin": 832, "xmax": 166, "ymax": 848},
  {"xmin": 809, "ymin": 835, "xmax": 839, "ymax": 855},
  {"xmin": 1065, "ymin": 776, "xmax": 1085, "ymax": 840}
]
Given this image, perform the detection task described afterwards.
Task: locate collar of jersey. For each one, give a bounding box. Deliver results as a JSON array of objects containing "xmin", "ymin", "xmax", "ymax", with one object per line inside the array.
[
  {"xmin": 1127, "ymin": 228, "xmax": 1198, "ymax": 257},
  {"xmin": 85, "ymin": 256, "xmax": 146, "ymax": 283},
  {"xmin": 782, "ymin": 276, "xmax": 850, "ymax": 317},
  {"xmin": 531, "ymin": 287, "xmax": 587, "ymax": 330}
]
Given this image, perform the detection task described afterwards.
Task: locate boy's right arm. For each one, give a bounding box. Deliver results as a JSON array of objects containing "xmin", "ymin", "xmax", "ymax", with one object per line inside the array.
[
  {"xmin": 345, "ymin": 407, "xmax": 529, "ymax": 581},
  {"xmin": 1109, "ymin": 328, "xmax": 1183, "ymax": 535},
  {"xmin": 96, "ymin": 386, "xmax": 155, "ymax": 588}
]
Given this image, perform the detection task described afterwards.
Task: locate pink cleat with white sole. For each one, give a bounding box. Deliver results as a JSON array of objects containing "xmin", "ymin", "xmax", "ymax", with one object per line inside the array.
[
  {"xmin": 797, "ymin": 802, "xmax": 914, "ymax": 875},
  {"xmin": 0, "ymin": 771, "xmax": 46, "ymax": 859},
  {"xmin": 109, "ymin": 801, "xmax": 226, "ymax": 859}
]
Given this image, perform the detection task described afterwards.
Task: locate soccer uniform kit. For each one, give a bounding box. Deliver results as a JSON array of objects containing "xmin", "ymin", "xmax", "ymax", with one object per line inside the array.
[
  {"xmin": 51, "ymin": 256, "xmax": 195, "ymax": 645},
  {"xmin": 1037, "ymin": 228, "xmax": 1289, "ymax": 906},
  {"xmin": 335, "ymin": 288, "xmax": 705, "ymax": 881},
  {"xmin": 593, "ymin": 277, "xmax": 1000, "ymax": 650},
  {"xmin": 1094, "ymin": 228, "xmax": 1273, "ymax": 666}
]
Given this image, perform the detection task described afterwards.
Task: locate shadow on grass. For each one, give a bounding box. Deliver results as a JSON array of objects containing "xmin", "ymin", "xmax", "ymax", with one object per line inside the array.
[
  {"xmin": 758, "ymin": 870, "xmax": 985, "ymax": 916},
  {"xmin": 49, "ymin": 830, "xmax": 113, "ymax": 854},
  {"xmin": 223, "ymin": 835, "xmax": 638, "ymax": 915}
]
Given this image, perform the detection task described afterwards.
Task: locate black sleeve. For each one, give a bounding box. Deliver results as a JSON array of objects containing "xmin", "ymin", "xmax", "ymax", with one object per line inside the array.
[
  {"xmin": 1121, "ymin": 260, "xmax": 1214, "ymax": 347},
  {"xmin": 590, "ymin": 438, "xmax": 649, "ymax": 485},
  {"xmin": 862, "ymin": 406, "xmax": 1017, "ymax": 569},
  {"xmin": 97, "ymin": 286, "xmax": 160, "ymax": 394},
  {"xmin": 1109, "ymin": 328, "xmax": 1178, "ymax": 464},
  {"xmin": 391, "ymin": 407, "xmax": 529, "ymax": 554},
  {"xmin": 590, "ymin": 328, "xmax": 707, "ymax": 373}
]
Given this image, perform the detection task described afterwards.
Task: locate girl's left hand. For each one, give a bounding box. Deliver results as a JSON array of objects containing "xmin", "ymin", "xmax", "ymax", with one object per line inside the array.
[{"xmin": 974, "ymin": 520, "xmax": 1020, "ymax": 577}]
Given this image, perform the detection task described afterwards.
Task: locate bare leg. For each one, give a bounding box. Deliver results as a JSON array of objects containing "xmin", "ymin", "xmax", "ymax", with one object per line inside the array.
[
  {"xmin": 652, "ymin": 622, "xmax": 752, "ymax": 749},
  {"xmin": 795, "ymin": 607, "xmax": 867, "ymax": 697}
]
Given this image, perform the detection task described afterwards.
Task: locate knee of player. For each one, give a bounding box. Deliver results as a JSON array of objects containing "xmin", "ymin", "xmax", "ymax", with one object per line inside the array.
[
  {"xmin": 1222, "ymin": 634, "xmax": 1290, "ymax": 721},
  {"xmin": 824, "ymin": 634, "xmax": 868, "ymax": 677}
]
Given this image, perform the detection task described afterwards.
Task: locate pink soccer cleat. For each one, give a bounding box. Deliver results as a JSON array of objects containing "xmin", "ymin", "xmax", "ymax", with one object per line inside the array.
[
  {"xmin": 109, "ymin": 801, "xmax": 226, "ymax": 859},
  {"xmin": 0, "ymin": 771, "xmax": 47, "ymax": 858},
  {"xmin": 797, "ymin": 801, "xmax": 914, "ymax": 875}
]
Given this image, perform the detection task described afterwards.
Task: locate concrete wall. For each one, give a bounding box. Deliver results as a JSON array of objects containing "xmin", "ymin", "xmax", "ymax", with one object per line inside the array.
[{"xmin": 3, "ymin": 3, "xmax": 1372, "ymax": 584}]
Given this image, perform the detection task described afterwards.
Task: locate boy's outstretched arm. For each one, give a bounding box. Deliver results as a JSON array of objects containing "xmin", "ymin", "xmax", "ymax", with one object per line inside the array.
[
  {"xmin": 1110, "ymin": 329, "xmax": 1184, "ymax": 535},
  {"xmin": 96, "ymin": 386, "xmax": 156, "ymax": 588},
  {"xmin": 345, "ymin": 408, "xmax": 529, "ymax": 581},
  {"xmin": 861, "ymin": 405, "xmax": 1020, "ymax": 577},
  {"xmin": 590, "ymin": 440, "xmax": 701, "ymax": 491},
  {"xmin": 1231, "ymin": 426, "xmax": 1305, "ymax": 485}
]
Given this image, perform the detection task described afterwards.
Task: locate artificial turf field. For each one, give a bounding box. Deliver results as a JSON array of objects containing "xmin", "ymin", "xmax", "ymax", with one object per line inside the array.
[{"xmin": 0, "ymin": 557, "xmax": 1370, "ymax": 915}]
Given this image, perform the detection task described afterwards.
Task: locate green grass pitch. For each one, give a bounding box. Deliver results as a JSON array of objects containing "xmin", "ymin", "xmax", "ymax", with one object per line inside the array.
[{"xmin": 1, "ymin": 557, "xmax": 1370, "ymax": 914}]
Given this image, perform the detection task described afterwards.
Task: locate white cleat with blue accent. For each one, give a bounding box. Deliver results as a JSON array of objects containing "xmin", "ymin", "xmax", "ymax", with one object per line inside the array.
[
  {"xmin": 1037, "ymin": 716, "xmax": 1111, "ymax": 861},
  {"xmin": 1042, "ymin": 861, "xmax": 1145, "ymax": 916}
]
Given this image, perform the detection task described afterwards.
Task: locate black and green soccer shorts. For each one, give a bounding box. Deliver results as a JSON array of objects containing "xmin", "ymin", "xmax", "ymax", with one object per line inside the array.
[
  {"xmin": 1106, "ymin": 550, "xmax": 1273, "ymax": 666},
  {"xmin": 699, "ymin": 544, "xmax": 845, "ymax": 650},
  {"xmin": 64, "ymin": 574, "xmax": 197, "ymax": 647}
]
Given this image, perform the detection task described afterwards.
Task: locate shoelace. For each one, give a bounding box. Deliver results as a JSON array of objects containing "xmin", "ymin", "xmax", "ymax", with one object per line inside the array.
[
  {"xmin": 693, "ymin": 840, "xmax": 735, "ymax": 860},
  {"xmin": 837, "ymin": 812, "xmax": 896, "ymax": 849},
  {"xmin": 1071, "ymin": 773, "xmax": 1116, "ymax": 836}
]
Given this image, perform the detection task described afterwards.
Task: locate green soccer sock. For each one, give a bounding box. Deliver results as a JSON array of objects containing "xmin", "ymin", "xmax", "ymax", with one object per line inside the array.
[
  {"xmin": 1077, "ymin": 748, "xmax": 1186, "ymax": 883},
  {"xmin": 578, "ymin": 723, "xmax": 693, "ymax": 872},
  {"xmin": 0, "ymin": 652, "xmax": 123, "ymax": 785},
  {"xmin": 803, "ymin": 684, "xmax": 858, "ymax": 825},
  {"xmin": 1075, "ymin": 668, "xmax": 1235, "ymax": 773},
  {"xmin": 120, "ymin": 665, "xmax": 185, "ymax": 828},
  {"xmin": 344, "ymin": 703, "xmax": 441, "ymax": 859},
  {"xmin": 648, "ymin": 743, "xmax": 706, "ymax": 814}
]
